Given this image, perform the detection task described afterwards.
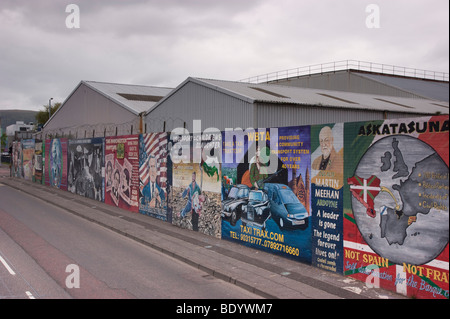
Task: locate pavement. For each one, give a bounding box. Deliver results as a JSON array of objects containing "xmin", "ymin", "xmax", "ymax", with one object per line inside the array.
[{"xmin": 0, "ymin": 165, "xmax": 407, "ymax": 299}]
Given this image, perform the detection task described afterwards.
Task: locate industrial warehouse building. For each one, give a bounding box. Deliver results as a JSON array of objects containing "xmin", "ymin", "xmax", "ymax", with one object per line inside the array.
[
  {"xmin": 39, "ymin": 80, "xmax": 173, "ymax": 139},
  {"xmin": 268, "ymin": 69, "xmax": 449, "ymax": 102},
  {"xmin": 39, "ymin": 61, "xmax": 449, "ymax": 137},
  {"xmin": 144, "ymin": 76, "xmax": 449, "ymax": 133},
  {"xmin": 244, "ymin": 60, "xmax": 449, "ymax": 101}
]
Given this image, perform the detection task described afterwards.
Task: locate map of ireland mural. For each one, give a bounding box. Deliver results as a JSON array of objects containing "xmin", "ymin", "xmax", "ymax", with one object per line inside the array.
[
  {"xmin": 348, "ymin": 135, "xmax": 448, "ymax": 264},
  {"xmin": 344, "ymin": 116, "xmax": 449, "ymax": 299}
]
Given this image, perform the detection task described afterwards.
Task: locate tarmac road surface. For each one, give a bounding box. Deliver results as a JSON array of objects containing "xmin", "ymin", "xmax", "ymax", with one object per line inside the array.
[
  {"xmin": 0, "ymin": 167, "xmax": 406, "ymax": 300},
  {"xmin": 0, "ymin": 179, "xmax": 259, "ymax": 299}
]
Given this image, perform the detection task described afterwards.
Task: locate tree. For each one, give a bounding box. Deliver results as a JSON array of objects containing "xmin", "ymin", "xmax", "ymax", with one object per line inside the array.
[
  {"xmin": 35, "ymin": 102, "xmax": 61, "ymax": 126},
  {"xmin": 1, "ymin": 132, "xmax": 6, "ymax": 152}
]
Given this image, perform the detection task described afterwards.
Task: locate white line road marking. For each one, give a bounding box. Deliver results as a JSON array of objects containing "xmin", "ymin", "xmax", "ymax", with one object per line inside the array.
[
  {"xmin": 0, "ymin": 253, "xmax": 16, "ymax": 275},
  {"xmin": 26, "ymin": 291, "xmax": 36, "ymax": 299}
]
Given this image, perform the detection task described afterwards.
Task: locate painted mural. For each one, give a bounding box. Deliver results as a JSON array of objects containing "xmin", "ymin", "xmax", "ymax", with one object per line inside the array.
[
  {"xmin": 170, "ymin": 131, "xmax": 222, "ymax": 237},
  {"xmin": 21, "ymin": 139, "xmax": 35, "ymax": 181},
  {"xmin": 139, "ymin": 133, "xmax": 172, "ymax": 221},
  {"xmin": 311, "ymin": 123, "xmax": 344, "ymax": 273},
  {"xmin": 221, "ymin": 127, "xmax": 312, "ymax": 263},
  {"xmin": 8, "ymin": 115, "xmax": 448, "ymax": 299},
  {"xmin": 105, "ymin": 135, "xmax": 140, "ymax": 212},
  {"xmin": 34, "ymin": 140, "xmax": 44, "ymax": 184},
  {"xmin": 11, "ymin": 141, "xmax": 22, "ymax": 178},
  {"xmin": 343, "ymin": 115, "xmax": 449, "ymax": 299},
  {"xmin": 45, "ymin": 138, "xmax": 68, "ymax": 191},
  {"xmin": 68, "ymin": 138, "xmax": 105, "ymax": 202}
]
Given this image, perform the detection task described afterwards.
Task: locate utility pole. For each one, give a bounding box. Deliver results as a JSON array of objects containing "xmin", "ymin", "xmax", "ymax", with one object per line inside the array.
[{"xmin": 48, "ymin": 97, "xmax": 53, "ymax": 121}]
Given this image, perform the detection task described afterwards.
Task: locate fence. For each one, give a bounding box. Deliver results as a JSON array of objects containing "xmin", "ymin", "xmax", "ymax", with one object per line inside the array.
[
  {"xmin": 33, "ymin": 116, "xmax": 187, "ymax": 141},
  {"xmin": 239, "ymin": 60, "xmax": 450, "ymax": 83},
  {"xmin": 10, "ymin": 114, "xmax": 449, "ymax": 299}
]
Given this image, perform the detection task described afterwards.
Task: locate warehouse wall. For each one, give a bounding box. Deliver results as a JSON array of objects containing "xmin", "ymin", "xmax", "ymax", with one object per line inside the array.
[
  {"xmin": 255, "ymin": 103, "xmax": 385, "ymax": 128},
  {"xmin": 146, "ymin": 79, "xmax": 441, "ymax": 133},
  {"xmin": 42, "ymin": 83, "xmax": 140, "ymax": 139},
  {"xmin": 145, "ymin": 81, "xmax": 253, "ymax": 133}
]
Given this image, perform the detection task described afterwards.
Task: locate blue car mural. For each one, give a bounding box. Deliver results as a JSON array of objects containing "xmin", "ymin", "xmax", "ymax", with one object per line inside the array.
[
  {"xmin": 242, "ymin": 183, "xmax": 309, "ymax": 231},
  {"xmin": 264, "ymin": 183, "xmax": 310, "ymax": 230}
]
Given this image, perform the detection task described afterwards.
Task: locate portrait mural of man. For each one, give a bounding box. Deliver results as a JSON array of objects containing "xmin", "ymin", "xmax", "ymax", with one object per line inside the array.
[
  {"xmin": 141, "ymin": 155, "xmax": 165, "ymax": 208},
  {"xmin": 179, "ymin": 171, "xmax": 204, "ymax": 231},
  {"xmin": 312, "ymin": 126, "xmax": 343, "ymax": 172},
  {"xmin": 139, "ymin": 133, "xmax": 170, "ymax": 221},
  {"xmin": 311, "ymin": 123, "xmax": 345, "ymax": 274},
  {"xmin": 248, "ymin": 144, "xmax": 269, "ymax": 189},
  {"xmin": 105, "ymin": 154, "xmax": 114, "ymax": 191},
  {"xmin": 111, "ymin": 166, "xmax": 121, "ymax": 206}
]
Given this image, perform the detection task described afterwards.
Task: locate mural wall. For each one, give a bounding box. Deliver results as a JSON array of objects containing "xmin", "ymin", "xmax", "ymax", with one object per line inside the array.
[
  {"xmin": 221, "ymin": 127, "xmax": 312, "ymax": 263},
  {"xmin": 45, "ymin": 138, "xmax": 68, "ymax": 191},
  {"xmin": 311, "ymin": 123, "xmax": 344, "ymax": 273},
  {"xmin": 21, "ymin": 139, "xmax": 35, "ymax": 181},
  {"xmin": 170, "ymin": 131, "xmax": 222, "ymax": 237},
  {"xmin": 34, "ymin": 140, "xmax": 44, "ymax": 184},
  {"xmin": 11, "ymin": 140, "xmax": 22, "ymax": 178},
  {"xmin": 343, "ymin": 115, "xmax": 449, "ymax": 299},
  {"xmin": 139, "ymin": 133, "xmax": 171, "ymax": 221},
  {"xmin": 105, "ymin": 135, "xmax": 140, "ymax": 212},
  {"xmin": 68, "ymin": 138, "xmax": 105, "ymax": 201},
  {"xmin": 9, "ymin": 115, "xmax": 448, "ymax": 299}
]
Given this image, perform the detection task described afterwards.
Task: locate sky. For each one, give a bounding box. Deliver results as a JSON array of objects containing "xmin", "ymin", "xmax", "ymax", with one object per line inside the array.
[{"xmin": 1, "ymin": 0, "xmax": 448, "ymax": 112}]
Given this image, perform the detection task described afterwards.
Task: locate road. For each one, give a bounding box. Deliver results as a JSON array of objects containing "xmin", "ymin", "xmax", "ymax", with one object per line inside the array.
[{"xmin": 0, "ymin": 182, "xmax": 260, "ymax": 299}]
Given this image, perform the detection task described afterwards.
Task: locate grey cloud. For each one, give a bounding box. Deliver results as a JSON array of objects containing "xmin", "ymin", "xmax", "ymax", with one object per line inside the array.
[{"xmin": 0, "ymin": 0, "xmax": 448, "ymax": 111}]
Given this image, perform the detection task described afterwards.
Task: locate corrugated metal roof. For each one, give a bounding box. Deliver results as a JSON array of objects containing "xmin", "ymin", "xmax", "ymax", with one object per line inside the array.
[
  {"xmin": 355, "ymin": 72, "xmax": 449, "ymax": 102},
  {"xmin": 192, "ymin": 78, "xmax": 449, "ymax": 115},
  {"xmin": 84, "ymin": 81, "xmax": 173, "ymax": 114}
]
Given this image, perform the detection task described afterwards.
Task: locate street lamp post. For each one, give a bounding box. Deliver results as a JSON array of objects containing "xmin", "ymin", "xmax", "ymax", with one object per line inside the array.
[{"xmin": 48, "ymin": 97, "xmax": 53, "ymax": 121}]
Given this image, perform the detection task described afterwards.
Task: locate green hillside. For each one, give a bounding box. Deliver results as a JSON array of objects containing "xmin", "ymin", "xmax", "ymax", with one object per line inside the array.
[{"xmin": 0, "ymin": 109, "xmax": 38, "ymax": 132}]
